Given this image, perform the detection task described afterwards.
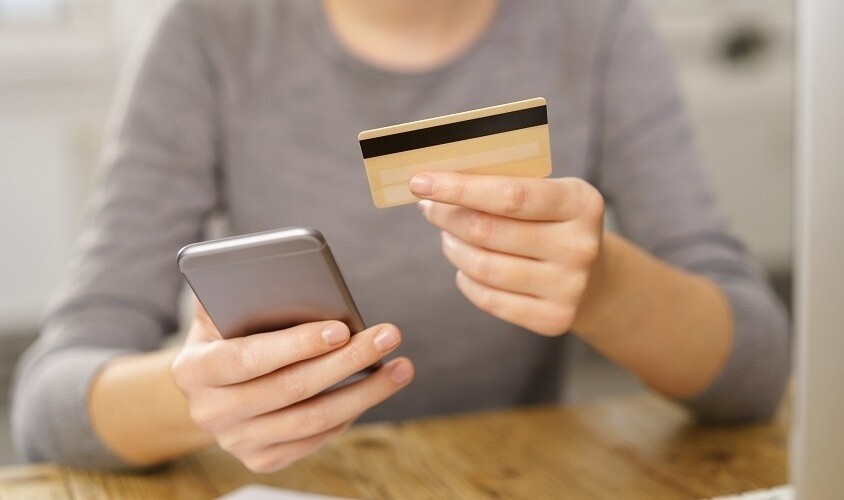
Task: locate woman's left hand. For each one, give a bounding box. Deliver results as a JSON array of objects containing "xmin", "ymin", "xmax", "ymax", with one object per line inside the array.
[{"xmin": 411, "ymin": 172, "xmax": 606, "ymax": 336}]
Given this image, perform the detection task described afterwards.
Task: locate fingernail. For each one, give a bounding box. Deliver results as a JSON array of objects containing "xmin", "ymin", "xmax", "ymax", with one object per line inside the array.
[
  {"xmin": 321, "ymin": 323, "xmax": 350, "ymax": 346},
  {"xmin": 418, "ymin": 199, "xmax": 432, "ymax": 216},
  {"xmin": 410, "ymin": 175, "xmax": 434, "ymax": 196},
  {"xmin": 390, "ymin": 361, "xmax": 413, "ymax": 384},
  {"xmin": 374, "ymin": 327, "xmax": 400, "ymax": 353}
]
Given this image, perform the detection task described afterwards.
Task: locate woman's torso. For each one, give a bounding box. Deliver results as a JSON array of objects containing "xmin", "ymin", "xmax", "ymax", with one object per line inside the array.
[{"xmin": 199, "ymin": 0, "xmax": 613, "ymax": 419}]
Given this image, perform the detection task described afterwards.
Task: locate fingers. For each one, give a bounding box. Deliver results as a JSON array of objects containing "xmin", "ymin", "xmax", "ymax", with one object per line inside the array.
[
  {"xmin": 412, "ymin": 172, "xmax": 605, "ymax": 337},
  {"xmin": 177, "ymin": 320, "xmax": 412, "ymax": 474},
  {"xmin": 410, "ymin": 172, "xmax": 601, "ymax": 222},
  {"xmin": 421, "ymin": 201, "xmax": 555, "ymax": 260},
  {"xmin": 200, "ymin": 324, "xmax": 403, "ymax": 423},
  {"xmin": 175, "ymin": 320, "xmax": 353, "ymax": 387},
  {"xmin": 217, "ymin": 358, "xmax": 413, "ymax": 454},
  {"xmin": 441, "ymin": 232, "xmax": 555, "ymax": 297},
  {"xmin": 455, "ymin": 271, "xmax": 575, "ymax": 337},
  {"xmin": 237, "ymin": 420, "xmax": 352, "ymax": 474}
]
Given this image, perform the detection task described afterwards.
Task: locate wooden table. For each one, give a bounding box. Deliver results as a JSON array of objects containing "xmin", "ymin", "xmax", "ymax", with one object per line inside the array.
[{"xmin": 0, "ymin": 393, "xmax": 787, "ymax": 499}]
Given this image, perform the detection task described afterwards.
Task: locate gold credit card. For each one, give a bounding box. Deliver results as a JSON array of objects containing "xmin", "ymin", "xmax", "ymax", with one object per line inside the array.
[{"xmin": 358, "ymin": 97, "xmax": 552, "ymax": 208}]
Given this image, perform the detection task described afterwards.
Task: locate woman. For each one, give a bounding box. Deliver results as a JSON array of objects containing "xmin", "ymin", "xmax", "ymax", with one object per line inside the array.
[{"xmin": 12, "ymin": 0, "xmax": 789, "ymax": 471}]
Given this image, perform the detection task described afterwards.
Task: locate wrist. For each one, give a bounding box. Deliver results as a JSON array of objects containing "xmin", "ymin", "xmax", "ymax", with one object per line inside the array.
[
  {"xmin": 571, "ymin": 232, "xmax": 625, "ymax": 337},
  {"xmin": 89, "ymin": 348, "xmax": 214, "ymax": 466},
  {"xmin": 564, "ymin": 231, "xmax": 735, "ymax": 398}
]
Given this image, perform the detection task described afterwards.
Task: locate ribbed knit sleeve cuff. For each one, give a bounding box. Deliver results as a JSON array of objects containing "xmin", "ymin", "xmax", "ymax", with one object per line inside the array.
[
  {"xmin": 32, "ymin": 348, "xmax": 135, "ymax": 469},
  {"xmin": 12, "ymin": 306, "xmax": 167, "ymax": 469},
  {"xmin": 680, "ymin": 278, "xmax": 791, "ymax": 422}
]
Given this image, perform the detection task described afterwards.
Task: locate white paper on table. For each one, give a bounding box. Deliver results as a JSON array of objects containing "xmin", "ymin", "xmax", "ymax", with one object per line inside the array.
[{"xmin": 216, "ymin": 484, "xmax": 359, "ymax": 500}]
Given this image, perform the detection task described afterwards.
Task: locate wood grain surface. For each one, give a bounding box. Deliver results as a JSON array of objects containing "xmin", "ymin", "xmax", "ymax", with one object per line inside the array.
[{"xmin": 0, "ymin": 393, "xmax": 788, "ymax": 499}]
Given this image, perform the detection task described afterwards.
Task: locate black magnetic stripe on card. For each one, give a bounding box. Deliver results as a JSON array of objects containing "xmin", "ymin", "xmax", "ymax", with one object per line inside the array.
[{"xmin": 359, "ymin": 105, "xmax": 548, "ymax": 159}]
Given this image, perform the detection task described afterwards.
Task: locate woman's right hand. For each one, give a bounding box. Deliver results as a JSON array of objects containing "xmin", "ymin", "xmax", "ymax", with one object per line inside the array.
[{"xmin": 171, "ymin": 304, "xmax": 414, "ymax": 473}]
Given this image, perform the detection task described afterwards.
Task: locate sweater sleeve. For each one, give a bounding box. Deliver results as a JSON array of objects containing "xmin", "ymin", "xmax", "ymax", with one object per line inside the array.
[
  {"xmin": 10, "ymin": 0, "xmax": 218, "ymax": 468},
  {"xmin": 592, "ymin": 0, "xmax": 791, "ymax": 421}
]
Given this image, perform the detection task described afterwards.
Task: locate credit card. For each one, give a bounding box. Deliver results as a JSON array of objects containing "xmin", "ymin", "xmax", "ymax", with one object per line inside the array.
[{"xmin": 358, "ymin": 97, "xmax": 552, "ymax": 208}]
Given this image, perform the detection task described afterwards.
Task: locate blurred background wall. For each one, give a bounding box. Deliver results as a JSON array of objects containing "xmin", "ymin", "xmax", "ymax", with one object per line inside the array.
[
  {"xmin": 0, "ymin": 0, "xmax": 168, "ymax": 464},
  {"xmin": 0, "ymin": 0, "xmax": 793, "ymax": 464}
]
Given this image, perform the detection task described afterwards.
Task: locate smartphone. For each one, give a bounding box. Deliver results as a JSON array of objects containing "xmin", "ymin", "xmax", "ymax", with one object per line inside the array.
[{"xmin": 177, "ymin": 227, "xmax": 366, "ymax": 340}]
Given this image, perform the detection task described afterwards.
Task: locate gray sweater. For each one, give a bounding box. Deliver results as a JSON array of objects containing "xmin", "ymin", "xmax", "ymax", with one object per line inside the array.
[{"xmin": 11, "ymin": 0, "xmax": 790, "ymax": 469}]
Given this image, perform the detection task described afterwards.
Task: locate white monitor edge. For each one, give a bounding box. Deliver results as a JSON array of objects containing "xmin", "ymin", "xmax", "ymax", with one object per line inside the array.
[{"xmin": 793, "ymin": 0, "xmax": 844, "ymax": 498}]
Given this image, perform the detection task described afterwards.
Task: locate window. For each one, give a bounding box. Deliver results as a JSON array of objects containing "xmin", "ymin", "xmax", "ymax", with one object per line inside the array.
[{"xmin": 0, "ymin": 0, "xmax": 69, "ymax": 24}]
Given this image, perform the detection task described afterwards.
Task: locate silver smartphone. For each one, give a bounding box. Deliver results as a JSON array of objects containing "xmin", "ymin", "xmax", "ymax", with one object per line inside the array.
[{"xmin": 177, "ymin": 227, "xmax": 366, "ymax": 340}]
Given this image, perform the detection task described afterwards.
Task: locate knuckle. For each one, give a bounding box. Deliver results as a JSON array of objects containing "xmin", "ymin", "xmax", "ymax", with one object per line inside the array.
[
  {"xmin": 569, "ymin": 272, "xmax": 590, "ymax": 298},
  {"xmin": 569, "ymin": 176, "xmax": 591, "ymax": 194},
  {"xmin": 244, "ymin": 455, "xmax": 277, "ymax": 474},
  {"xmin": 499, "ymin": 181, "xmax": 528, "ymax": 215},
  {"xmin": 302, "ymin": 403, "xmax": 333, "ymax": 436},
  {"xmin": 475, "ymin": 286, "xmax": 500, "ymax": 313},
  {"xmin": 273, "ymin": 455, "xmax": 297, "ymax": 471},
  {"xmin": 543, "ymin": 307, "xmax": 575, "ymax": 336},
  {"xmin": 345, "ymin": 342, "xmax": 371, "ymax": 370},
  {"xmin": 536, "ymin": 324, "xmax": 567, "ymax": 337},
  {"xmin": 546, "ymin": 277, "xmax": 585, "ymax": 310},
  {"xmin": 170, "ymin": 353, "xmax": 194, "ymax": 392},
  {"xmin": 233, "ymin": 341, "xmax": 267, "ymax": 379},
  {"xmin": 204, "ymin": 340, "xmax": 235, "ymax": 374},
  {"xmin": 466, "ymin": 211, "xmax": 496, "ymax": 244},
  {"xmin": 279, "ymin": 368, "xmax": 309, "ymax": 404},
  {"xmin": 243, "ymin": 460, "xmax": 264, "ymax": 474},
  {"xmin": 535, "ymin": 324, "xmax": 559, "ymax": 337},
  {"xmin": 468, "ymin": 250, "xmax": 494, "ymax": 281},
  {"xmin": 576, "ymin": 180, "xmax": 605, "ymax": 219},
  {"xmin": 545, "ymin": 261, "xmax": 567, "ymax": 285},
  {"xmin": 245, "ymin": 450, "xmax": 298, "ymax": 474},
  {"xmin": 573, "ymin": 236, "xmax": 601, "ymax": 265},
  {"xmin": 189, "ymin": 404, "xmax": 221, "ymax": 430},
  {"xmin": 260, "ymin": 456, "xmax": 292, "ymax": 473},
  {"xmin": 547, "ymin": 286, "xmax": 570, "ymax": 306},
  {"xmin": 217, "ymin": 431, "xmax": 248, "ymax": 454}
]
